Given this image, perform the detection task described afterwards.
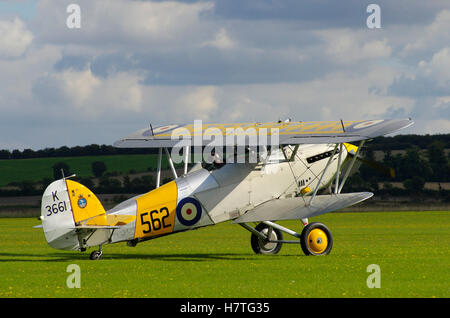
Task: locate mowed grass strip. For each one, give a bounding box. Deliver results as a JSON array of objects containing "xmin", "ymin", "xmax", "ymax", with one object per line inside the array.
[
  {"xmin": 0, "ymin": 154, "xmax": 166, "ymax": 186},
  {"xmin": 0, "ymin": 211, "xmax": 448, "ymax": 298}
]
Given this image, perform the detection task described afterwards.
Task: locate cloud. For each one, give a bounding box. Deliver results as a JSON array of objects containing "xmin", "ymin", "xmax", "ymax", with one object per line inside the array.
[
  {"xmin": 418, "ymin": 47, "xmax": 450, "ymax": 87},
  {"xmin": 33, "ymin": 68, "xmax": 145, "ymax": 118},
  {"xmin": 388, "ymin": 47, "xmax": 450, "ymax": 99},
  {"xmin": 1, "ymin": 1, "xmax": 450, "ymax": 150},
  {"xmin": 34, "ymin": 0, "xmax": 215, "ymax": 49},
  {"xmin": 132, "ymin": 67, "xmax": 412, "ymax": 126},
  {"xmin": 413, "ymin": 119, "xmax": 450, "ymax": 135},
  {"xmin": 175, "ymin": 86, "xmax": 219, "ymax": 120},
  {"xmin": 202, "ymin": 28, "xmax": 236, "ymax": 49},
  {"xmin": 0, "ymin": 17, "xmax": 33, "ymax": 58},
  {"xmin": 212, "ymin": 0, "xmax": 450, "ymax": 28},
  {"xmin": 317, "ymin": 29, "xmax": 392, "ymax": 65},
  {"xmin": 214, "ymin": 70, "xmax": 413, "ymax": 122},
  {"xmin": 401, "ymin": 9, "xmax": 450, "ymax": 57},
  {"xmin": 0, "ymin": 44, "xmax": 62, "ymax": 114}
]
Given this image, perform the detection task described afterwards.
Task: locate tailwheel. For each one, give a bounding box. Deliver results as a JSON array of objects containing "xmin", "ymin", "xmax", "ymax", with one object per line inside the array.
[
  {"xmin": 251, "ymin": 223, "xmax": 283, "ymax": 254},
  {"xmin": 300, "ymin": 222, "xmax": 333, "ymax": 256}
]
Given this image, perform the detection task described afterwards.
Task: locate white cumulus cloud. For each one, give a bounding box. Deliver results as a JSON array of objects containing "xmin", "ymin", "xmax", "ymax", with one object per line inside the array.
[
  {"xmin": 203, "ymin": 28, "xmax": 236, "ymax": 49},
  {"xmin": 0, "ymin": 17, "xmax": 33, "ymax": 58}
]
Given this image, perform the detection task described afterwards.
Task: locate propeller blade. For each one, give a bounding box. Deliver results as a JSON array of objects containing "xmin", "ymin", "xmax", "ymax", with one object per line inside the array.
[
  {"xmin": 344, "ymin": 143, "xmax": 395, "ymax": 178},
  {"xmin": 356, "ymin": 157, "xmax": 395, "ymax": 178}
]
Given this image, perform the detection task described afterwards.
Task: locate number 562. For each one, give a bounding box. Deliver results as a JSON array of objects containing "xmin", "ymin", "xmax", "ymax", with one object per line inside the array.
[{"xmin": 140, "ymin": 207, "xmax": 171, "ymax": 234}]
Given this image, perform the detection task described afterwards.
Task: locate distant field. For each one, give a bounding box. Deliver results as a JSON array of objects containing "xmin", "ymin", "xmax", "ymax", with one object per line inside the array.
[
  {"xmin": 0, "ymin": 155, "xmax": 171, "ymax": 187},
  {"xmin": 0, "ymin": 211, "xmax": 448, "ymax": 298}
]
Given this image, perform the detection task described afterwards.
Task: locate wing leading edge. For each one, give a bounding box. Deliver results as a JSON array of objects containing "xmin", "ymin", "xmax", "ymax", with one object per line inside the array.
[{"xmin": 114, "ymin": 118, "xmax": 413, "ymax": 148}]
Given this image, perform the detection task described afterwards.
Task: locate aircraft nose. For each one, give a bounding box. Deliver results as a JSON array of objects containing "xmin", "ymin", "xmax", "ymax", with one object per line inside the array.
[{"xmin": 343, "ymin": 143, "xmax": 358, "ymax": 156}]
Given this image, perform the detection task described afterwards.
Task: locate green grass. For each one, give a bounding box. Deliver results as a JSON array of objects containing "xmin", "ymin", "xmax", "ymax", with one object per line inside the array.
[
  {"xmin": 0, "ymin": 211, "xmax": 449, "ymax": 298},
  {"xmin": 0, "ymin": 154, "xmax": 169, "ymax": 186}
]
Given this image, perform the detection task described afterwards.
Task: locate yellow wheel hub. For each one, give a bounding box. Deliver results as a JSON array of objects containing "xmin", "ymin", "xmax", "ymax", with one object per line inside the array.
[{"xmin": 307, "ymin": 228, "xmax": 328, "ymax": 254}]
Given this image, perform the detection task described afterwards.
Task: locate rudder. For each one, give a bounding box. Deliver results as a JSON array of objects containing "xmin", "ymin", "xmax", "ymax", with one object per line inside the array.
[{"xmin": 65, "ymin": 179, "xmax": 106, "ymax": 226}]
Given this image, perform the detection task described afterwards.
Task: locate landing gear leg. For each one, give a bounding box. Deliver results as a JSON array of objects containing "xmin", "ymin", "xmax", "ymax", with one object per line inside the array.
[{"xmin": 89, "ymin": 245, "xmax": 103, "ymax": 260}]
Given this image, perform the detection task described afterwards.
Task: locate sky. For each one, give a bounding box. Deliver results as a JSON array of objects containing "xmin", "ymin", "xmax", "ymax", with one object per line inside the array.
[{"xmin": 0, "ymin": 0, "xmax": 449, "ymax": 150}]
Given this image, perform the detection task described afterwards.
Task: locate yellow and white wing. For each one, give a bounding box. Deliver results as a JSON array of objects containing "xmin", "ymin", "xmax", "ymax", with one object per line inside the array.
[{"xmin": 113, "ymin": 118, "xmax": 413, "ymax": 148}]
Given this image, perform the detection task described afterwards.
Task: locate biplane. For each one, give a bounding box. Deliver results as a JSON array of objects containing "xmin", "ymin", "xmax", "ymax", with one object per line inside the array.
[{"xmin": 37, "ymin": 118, "xmax": 413, "ymax": 259}]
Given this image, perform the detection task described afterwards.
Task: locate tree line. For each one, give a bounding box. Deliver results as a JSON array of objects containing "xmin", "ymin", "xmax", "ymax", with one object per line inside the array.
[
  {"xmin": 2, "ymin": 160, "xmax": 169, "ymax": 197},
  {"xmin": 346, "ymin": 139, "xmax": 450, "ymax": 201},
  {"xmin": 0, "ymin": 144, "xmax": 157, "ymax": 159},
  {"xmin": 367, "ymin": 133, "xmax": 450, "ymax": 151},
  {"xmin": 1, "ymin": 134, "xmax": 449, "ymax": 201}
]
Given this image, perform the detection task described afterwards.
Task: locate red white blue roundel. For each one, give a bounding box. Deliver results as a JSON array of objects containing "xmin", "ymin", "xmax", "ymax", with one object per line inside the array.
[
  {"xmin": 152, "ymin": 124, "xmax": 179, "ymax": 134},
  {"xmin": 176, "ymin": 197, "xmax": 202, "ymax": 226},
  {"xmin": 143, "ymin": 124, "xmax": 179, "ymax": 136},
  {"xmin": 353, "ymin": 119, "xmax": 384, "ymax": 129}
]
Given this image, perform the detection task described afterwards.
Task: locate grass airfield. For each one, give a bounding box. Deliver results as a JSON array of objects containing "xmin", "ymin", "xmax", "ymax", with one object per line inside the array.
[{"xmin": 0, "ymin": 211, "xmax": 448, "ymax": 298}]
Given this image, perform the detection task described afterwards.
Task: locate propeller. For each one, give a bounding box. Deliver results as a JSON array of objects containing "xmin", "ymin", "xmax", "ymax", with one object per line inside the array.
[
  {"xmin": 356, "ymin": 156, "xmax": 395, "ymax": 178},
  {"xmin": 344, "ymin": 143, "xmax": 395, "ymax": 178}
]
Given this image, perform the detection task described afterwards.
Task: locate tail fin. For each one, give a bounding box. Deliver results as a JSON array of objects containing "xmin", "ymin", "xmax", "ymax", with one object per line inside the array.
[{"xmin": 41, "ymin": 178, "xmax": 106, "ymax": 250}]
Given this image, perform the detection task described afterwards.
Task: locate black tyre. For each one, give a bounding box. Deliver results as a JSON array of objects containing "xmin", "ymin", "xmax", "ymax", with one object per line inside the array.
[
  {"xmin": 300, "ymin": 222, "xmax": 333, "ymax": 256},
  {"xmin": 89, "ymin": 250, "xmax": 103, "ymax": 260},
  {"xmin": 251, "ymin": 223, "xmax": 283, "ymax": 254}
]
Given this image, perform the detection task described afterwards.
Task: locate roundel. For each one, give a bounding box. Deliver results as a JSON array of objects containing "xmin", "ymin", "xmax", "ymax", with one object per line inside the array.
[
  {"xmin": 176, "ymin": 197, "xmax": 202, "ymax": 226},
  {"xmin": 353, "ymin": 119, "xmax": 384, "ymax": 129},
  {"xmin": 152, "ymin": 124, "xmax": 179, "ymax": 134},
  {"xmin": 143, "ymin": 124, "xmax": 179, "ymax": 136}
]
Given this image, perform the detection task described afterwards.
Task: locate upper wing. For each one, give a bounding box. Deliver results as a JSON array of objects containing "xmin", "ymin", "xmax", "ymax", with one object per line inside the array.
[
  {"xmin": 113, "ymin": 118, "xmax": 413, "ymax": 148},
  {"xmin": 231, "ymin": 192, "xmax": 373, "ymax": 223}
]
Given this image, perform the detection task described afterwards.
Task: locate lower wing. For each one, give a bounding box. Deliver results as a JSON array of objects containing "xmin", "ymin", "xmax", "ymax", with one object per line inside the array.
[{"xmin": 232, "ymin": 192, "xmax": 373, "ymax": 223}]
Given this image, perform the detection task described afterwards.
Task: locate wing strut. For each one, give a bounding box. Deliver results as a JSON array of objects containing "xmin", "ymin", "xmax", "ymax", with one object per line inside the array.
[
  {"xmin": 164, "ymin": 147, "xmax": 178, "ymax": 179},
  {"xmin": 183, "ymin": 146, "xmax": 189, "ymax": 175},
  {"xmin": 337, "ymin": 140, "xmax": 365, "ymax": 193},
  {"xmin": 156, "ymin": 145, "xmax": 188, "ymax": 188},
  {"xmin": 156, "ymin": 147, "xmax": 162, "ymax": 188},
  {"xmin": 334, "ymin": 143, "xmax": 344, "ymax": 194},
  {"xmin": 308, "ymin": 144, "xmax": 338, "ymax": 206}
]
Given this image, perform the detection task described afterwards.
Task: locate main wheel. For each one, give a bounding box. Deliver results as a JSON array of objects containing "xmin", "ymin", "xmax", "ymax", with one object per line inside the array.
[
  {"xmin": 251, "ymin": 223, "xmax": 283, "ymax": 254},
  {"xmin": 300, "ymin": 222, "xmax": 333, "ymax": 256},
  {"xmin": 89, "ymin": 250, "xmax": 103, "ymax": 260}
]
